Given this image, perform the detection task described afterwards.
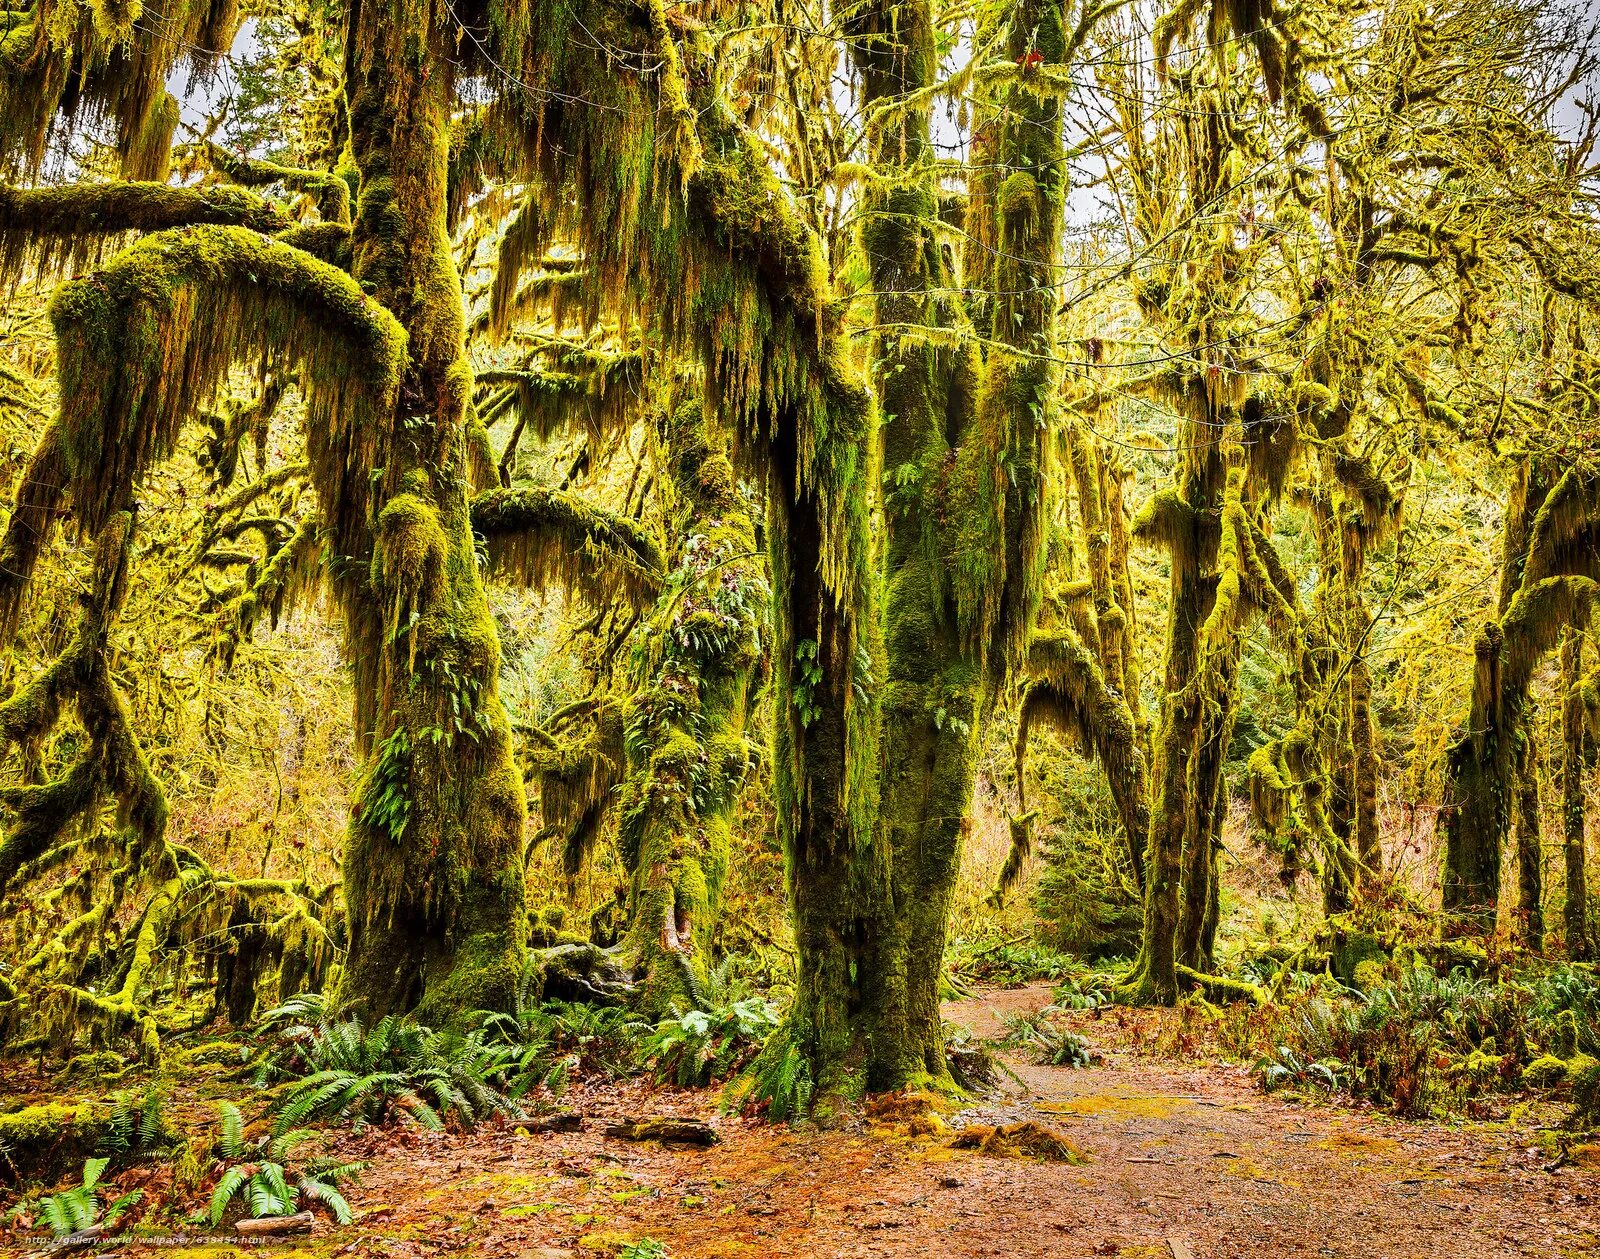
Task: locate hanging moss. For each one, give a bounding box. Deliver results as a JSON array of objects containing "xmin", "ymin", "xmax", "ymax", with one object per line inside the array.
[
  {"xmin": 476, "ymin": 356, "xmax": 643, "ymax": 447},
  {"xmin": 1017, "ymin": 630, "xmax": 1150, "ymax": 888},
  {"xmin": 0, "ymin": 180, "xmax": 287, "ymax": 288},
  {"xmin": 39, "ymin": 225, "xmax": 403, "ymax": 590},
  {"xmin": 0, "ymin": 0, "xmax": 243, "ymax": 178},
  {"xmin": 472, "ymin": 484, "xmax": 664, "ymax": 612}
]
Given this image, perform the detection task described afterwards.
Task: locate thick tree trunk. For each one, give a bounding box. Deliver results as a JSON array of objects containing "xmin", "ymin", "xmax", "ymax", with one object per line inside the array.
[
  {"xmin": 1515, "ymin": 737, "xmax": 1545, "ymax": 949},
  {"xmin": 1439, "ymin": 463, "xmax": 1560, "ymax": 934},
  {"xmin": 768, "ymin": 421, "xmax": 886, "ymax": 1101},
  {"xmin": 1562, "ymin": 631, "xmax": 1590, "ymax": 960},
  {"xmin": 616, "ymin": 401, "xmax": 761, "ymax": 1015},
  {"xmin": 335, "ymin": 0, "xmax": 527, "ymax": 1022}
]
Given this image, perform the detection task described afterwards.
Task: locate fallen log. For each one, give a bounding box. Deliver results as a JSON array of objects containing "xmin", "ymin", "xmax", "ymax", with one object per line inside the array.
[
  {"xmin": 525, "ymin": 1111, "xmax": 583, "ymax": 1134},
  {"xmin": 235, "ymin": 1211, "xmax": 315, "ymax": 1235},
  {"xmin": 604, "ymin": 1117, "xmax": 719, "ymax": 1146},
  {"xmin": 1176, "ymin": 964, "xmax": 1266, "ymax": 1006}
]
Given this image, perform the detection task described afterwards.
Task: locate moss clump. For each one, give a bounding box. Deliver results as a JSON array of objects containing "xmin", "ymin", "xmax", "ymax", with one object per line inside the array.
[
  {"xmin": 1330, "ymin": 927, "xmax": 1388, "ymax": 987},
  {"xmin": 1525, "ymin": 1055, "xmax": 1575, "ymax": 1089},
  {"xmin": 951, "ymin": 1121, "xmax": 1087, "ymax": 1162},
  {"xmin": 1572, "ymin": 1059, "xmax": 1600, "ymax": 1126},
  {"xmin": 0, "ymin": 1100, "xmax": 112, "ymax": 1182}
]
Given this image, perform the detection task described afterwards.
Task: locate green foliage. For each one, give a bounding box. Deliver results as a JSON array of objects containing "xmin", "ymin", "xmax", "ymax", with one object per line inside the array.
[
  {"xmin": 791, "ymin": 638, "xmax": 822, "ymax": 728},
  {"xmin": 476, "ymin": 1000, "xmax": 650, "ymax": 1096},
  {"xmin": 1001, "ymin": 1008, "xmax": 1093, "ymax": 1068},
  {"xmin": 354, "ymin": 726, "xmax": 412, "ymax": 843},
  {"xmin": 619, "ymin": 1241, "xmax": 671, "ymax": 1259},
  {"xmin": 947, "ymin": 940, "xmax": 1079, "ymax": 988},
  {"xmin": 207, "ymin": 1102, "xmax": 363, "ymax": 1226},
  {"xmin": 1028, "ymin": 764, "xmax": 1143, "ymax": 961},
  {"xmin": 1529, "ymin": 966, "xmax": 1600, "ymax": 1057},
  {"xmin": 36, "ymin": 1158, "xmax": 141, "ymax": 1238},
  {"xmin": 1256, "ymin": 1045, "xmax": 1344, "ymax": 1093},
  {"xmin": 1250, "ymin": 966, "xmax": 1600, "ymax": 1116},
  {"xmin": 254, "ymin": 1001, "xmax": 521, "ymax": 1132},
  {"xmin": 102, "ymin": 1087, "xmax": 171, "ymax": 1156},
  {"xmin": 737, "ymin": 1039, "xmax": 814, "ymax": 1123},
  {"xmin": 642, "ymin": 996, "xmax": 781, "ymax": 1087},
  {"xmin": 942, "ymin": 1023, "xmax": 998, "ymax": 1091}
]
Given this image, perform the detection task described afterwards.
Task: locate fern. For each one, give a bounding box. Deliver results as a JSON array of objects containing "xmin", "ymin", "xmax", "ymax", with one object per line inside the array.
[
  {"xmin": 35, "ymin": 1158, "xmax": 142, "ymax": 1239},
  {"xmin": 206, "ymin": 1105, "xmax": 366, "ymax": 1226},
  {"xmin": 740, "ymin": 1041, "xmax": 812, "ymax": 1122},
  {"xmin": 642, "ymin": 997, "xmax": 780, "ymax": 1088}
]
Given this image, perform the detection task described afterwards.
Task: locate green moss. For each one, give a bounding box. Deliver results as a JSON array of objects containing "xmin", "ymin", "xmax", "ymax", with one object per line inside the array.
[
  {"xmin": 0, "ymin": 1100, "xmax": 112, "ymax": 1180},
  {"xmin": 471, "ymin": 485, "xmax": 664, "ymax": 611}
]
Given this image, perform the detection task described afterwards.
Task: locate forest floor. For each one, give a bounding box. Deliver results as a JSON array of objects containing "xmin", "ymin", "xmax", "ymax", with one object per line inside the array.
[{"xmin": 12, "ymin": 985, "xmax": 1600, "ymax": 1259}]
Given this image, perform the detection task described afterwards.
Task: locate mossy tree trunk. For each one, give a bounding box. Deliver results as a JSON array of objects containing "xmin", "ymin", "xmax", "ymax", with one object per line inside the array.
[
  {"xmin": 1439, "ymin": 461, "xmax": 1558, "ymax": 934},
  {"xmin": 1514, "ymin": 739, "xmax": 1545, "ymax": 949},
  {"xmin": 838, "ymin": 0, "xmax": 1064, "ymax": 1089},
  {"xmin": 614, "ymin": 400, "xmax": 763, "ymax": 1015},
  {"xmin": 335, "ymin": 0, "xmax": 527, "ymax": 1022},
  {"xmin": 846, "ymin": 0, "xmax": 975, "ymax": 1090},
  {"xmin": 1561, "ymin": 629, "xmax": 1591, "ymax": 960}
]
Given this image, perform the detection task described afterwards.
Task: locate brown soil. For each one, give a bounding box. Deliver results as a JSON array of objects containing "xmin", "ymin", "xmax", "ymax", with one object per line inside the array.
[
  {"xmin": 23, "ymin": 987, "xmax": 1597, "ymax": 1259},
  {"xmin": 331, "ymin": 985, "xmax": 1600, "ymax": 1259}
]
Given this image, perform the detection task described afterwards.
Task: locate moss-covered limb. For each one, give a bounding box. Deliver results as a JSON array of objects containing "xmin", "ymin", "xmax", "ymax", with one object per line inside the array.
[
  {"xmin": 189, "ymin": 461, "xmax": 309, "ymax": 562},
  {"xmin": 272, "ymin": 222, "xmax": 353, "ymax": 270},
  {"xmin": 1064, "ymin": 424, "xmax": 1128, "ymax": 696},
  {"xmin": 526, "ymin": 701, "xmax": 627, "ymax": 880},
  {"xmin": 475, "ymin": 357, "xmax": 643, "ymax": 446},
  {"xmin": 0, "ymin": 181, "xmax": 288, "ymax": 286},
  {"xmin": 505, "ymin": 1, "xmax": 875, "ymax": 613},
  {"xmin": 1101, "ymin": 453, "xmax": 1147, "ymax": 747},
  {"xmin": 0, "ymin": 759, "xmax": 98, "ymax": 894},
  {"xmin": 45, "ymin": 224, "xmax": 404, "ymax": 583},
  {"xmin": 1176, "ymin": 963, "xmax": 1265, "ymax": 1006},
  {"xmin": 1561, "ymin": 630, "xmax": 1591, "ymax": 960},
  {"xmin": 0, "ymin": 512, "xmax": 330, "ymax": 1042},
  {"xmin": 201, "ymin": 141, "xmax": 352, "ymax": 223},
  {"xmin": 214, "ymin": 515, "xmax": 322, "ymax": 664},
  {"xmin": 334, "ymin": 0, "xmax": 527, "ymax": 1024},
  {"xmin": 471, "ymin": 485, "xmax": 665, "ymax": 611},
  {"xmin": 1017, "ymin": 630, "xmax": 1148, "ymax": 889}
]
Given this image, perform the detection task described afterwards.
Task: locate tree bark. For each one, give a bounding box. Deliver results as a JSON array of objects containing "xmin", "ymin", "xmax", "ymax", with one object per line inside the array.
[{"xmin": 335, "ymin": 0, "xmax": 527, "ymax": 1022}]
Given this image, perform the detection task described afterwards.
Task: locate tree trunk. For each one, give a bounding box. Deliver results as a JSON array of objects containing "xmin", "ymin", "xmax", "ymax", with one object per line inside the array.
[
  {"xmin": 1515, "ymin": 736, "xmax": 1545, "ymax": 950},
  {"xmin": 335, "ymin": 0, "xmax": 527, "ymax": 1022},
  {"xmin": 616, "ymin": 400, "xmax": 762, "ymax": 1015},
  {"xmin": 1562, "ymin": 630, "xmax": 1590, "ymax": 960}
]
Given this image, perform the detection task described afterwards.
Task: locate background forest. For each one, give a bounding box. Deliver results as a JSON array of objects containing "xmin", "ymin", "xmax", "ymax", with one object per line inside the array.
[{"xmin": 2, "ymin": 0, "xmax": 1600, "ymax": 1248}]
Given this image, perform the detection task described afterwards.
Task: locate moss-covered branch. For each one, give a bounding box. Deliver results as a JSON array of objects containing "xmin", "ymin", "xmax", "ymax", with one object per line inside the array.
[
  {"xmin": 471, "ymin": 485, "xmax": 665, "ymax": 611},
  {"xmin": 0, "ymin": 181, "xmax": 287, "ymax": 287}
]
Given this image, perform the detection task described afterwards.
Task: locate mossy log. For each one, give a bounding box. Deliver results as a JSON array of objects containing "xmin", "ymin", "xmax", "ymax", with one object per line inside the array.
[{"xmin": 0, "ymin": 1101, "xmax": 112, "ymax": 1184}]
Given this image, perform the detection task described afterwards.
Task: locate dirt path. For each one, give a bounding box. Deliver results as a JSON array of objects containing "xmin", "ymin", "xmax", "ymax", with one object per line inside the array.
[{"xmin": 297, "ymin": 987, "xmax": 1599, "ymax": 1259}]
